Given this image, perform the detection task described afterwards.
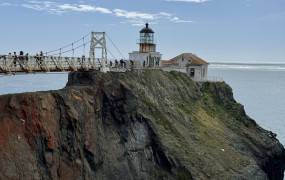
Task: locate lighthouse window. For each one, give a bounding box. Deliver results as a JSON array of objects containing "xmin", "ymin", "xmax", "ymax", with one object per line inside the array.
[{"xmin": 140, "ymin": 33, "xmax": 154, "ymax": 44}]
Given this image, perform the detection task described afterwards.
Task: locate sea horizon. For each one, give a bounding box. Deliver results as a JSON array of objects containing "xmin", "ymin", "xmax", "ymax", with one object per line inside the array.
[{"xmin": 208, "ymin": 61, "xmax": 285, "ymax": 71}]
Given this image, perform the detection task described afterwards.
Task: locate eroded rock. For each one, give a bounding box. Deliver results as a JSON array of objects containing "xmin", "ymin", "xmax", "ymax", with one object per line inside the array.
[{"xmin": 0, "ymin": 70, "xmax": 284, "ymax": 180}]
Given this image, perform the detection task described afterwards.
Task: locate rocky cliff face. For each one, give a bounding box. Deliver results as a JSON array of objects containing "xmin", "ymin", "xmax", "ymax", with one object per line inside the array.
[{"xmin": 0, "ymin": 70, "xmax": 284, "ymax": 180}]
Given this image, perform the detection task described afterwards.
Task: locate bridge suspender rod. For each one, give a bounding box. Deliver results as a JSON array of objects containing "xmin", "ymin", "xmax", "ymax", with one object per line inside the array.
[
  {"xmin": 49, "ymin": 41, "xmax": 91, "ymax": 57},
  {"xmin": 107, "ymin": 49, "xmax": 116, "ymax": 60},
  {"xmin": 72, "ymin": 43, "xmax": 74, "ymax": 57},
  {"xmin": 83, "ymin": 37, "xmax": 86, "ymax": 56},
  {"xmin": 106, "ymin": 33, "xmax": 126, "ymax": 59},
  {"xmin": 45, "ymin": 32, "xmax": 91, "ymax": 56}
]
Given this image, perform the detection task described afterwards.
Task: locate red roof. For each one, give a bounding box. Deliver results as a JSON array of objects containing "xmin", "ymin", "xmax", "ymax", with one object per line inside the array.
[
  {"xmin": 160, "ymin": 60, "xmax": 179, "ymax": 66},
  {"xmin": 170, "ymin": 53, "xmax": 208, "ymax": 65}
]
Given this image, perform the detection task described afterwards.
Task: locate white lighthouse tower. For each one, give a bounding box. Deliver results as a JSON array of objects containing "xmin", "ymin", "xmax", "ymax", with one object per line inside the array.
[{"xmin": 129, "ymin": 23, "xmax": 162, "ymax": 68}]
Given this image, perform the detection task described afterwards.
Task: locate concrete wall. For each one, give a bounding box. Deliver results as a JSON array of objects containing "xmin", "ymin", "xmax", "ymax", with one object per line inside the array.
[
  {"xmin": 162, "ymin": 55, "xmax": 208, "ymax": 81},
  {"xmin": 161, "ymin": 65, "xmax": 207, "ymax": 81},
  {"xmin": 161, "ymin": 67, "xmax": 187, "ymax": 73},
  {"xmin": 162, "ymin": 65, "xmax": 207, "ymax": 81},
  {"xmin": 186, "ymin": 64, "xmax": 208, "ymax": 81},
  {"xmin": 129, "ymin": 51, "xmax": 161, "ymax": 67}
]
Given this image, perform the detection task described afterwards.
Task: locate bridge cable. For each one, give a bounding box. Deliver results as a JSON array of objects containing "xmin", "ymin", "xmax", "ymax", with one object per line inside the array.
[
  {"xmin": 106, "ymin": 34, "xmax": 126, "ymax": 59},
  {"xmin": 45, "ymin": 32, "xmax": 91, "ymax": 56},
  {"xmin": 83, "ymin": 37, "xmax": 86, "ymax": 56},
  {"xmin": 106, "ymin": 49, "xmax": 116, "ymax": 60},
  {"xmin": 50, "ymin": 41, "xmax": 91, "ymax": 56}
]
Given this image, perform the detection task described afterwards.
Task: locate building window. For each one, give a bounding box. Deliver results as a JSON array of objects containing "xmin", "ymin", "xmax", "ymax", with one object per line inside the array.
[{"xmin": 190, "ymin": 68, "xmax": 195, "ymax": 77}]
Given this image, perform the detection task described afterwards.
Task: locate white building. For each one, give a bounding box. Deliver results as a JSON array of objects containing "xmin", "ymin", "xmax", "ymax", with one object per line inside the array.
[
  {"xmin": 161, "ymin": 53, "xmax": 209, "ymax": 81},
  {"xmin": 129, "ymin": 23, "xmax": 162, "ymax": 68}
]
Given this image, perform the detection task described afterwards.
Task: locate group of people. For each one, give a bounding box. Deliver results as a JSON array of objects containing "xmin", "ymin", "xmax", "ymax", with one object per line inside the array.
[
  {"xmin": 5, "ymin": 51, "xmax": 29, "ymax": 67},
  {"xmin": 34, "ymin": 51, "xmax": 44, "ymax": 65},
  {"xmin": 112, "ymin": 59, "xmax": 127, "ymax": 68},
  {"xmin": 109, "ymin": 59, "xmax": 135, "ymax": 69},
  {"xmin": 3, "ymin": 51, "xmax": 44, "ymax": 67},
  {"xmin": 109, "ymin": 59, "xmax": 160, "ymax": 69}
]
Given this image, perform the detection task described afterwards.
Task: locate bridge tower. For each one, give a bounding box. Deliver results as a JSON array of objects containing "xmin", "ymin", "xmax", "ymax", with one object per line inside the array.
[{"xmin": 89, "ymin": 32, "xmax": 109, "ymax": 71}]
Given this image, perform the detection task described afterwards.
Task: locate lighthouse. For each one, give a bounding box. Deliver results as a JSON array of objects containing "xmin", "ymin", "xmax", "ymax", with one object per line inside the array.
[{"xmin": 129, "ymin": 23, "xmax": 162, "ymax": 68}]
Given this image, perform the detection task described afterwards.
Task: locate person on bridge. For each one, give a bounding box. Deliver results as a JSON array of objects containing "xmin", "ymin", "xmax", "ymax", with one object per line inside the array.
[
  {"xmin": 19, "ymin": 51, "xmax": 24, "ymax": 65},
  {"xmin": 120, "ymin": 59, "xmax": 124, "ymax": 68},
  {"xmin": 39, "ymin": 51, "xmax": 44, "ymax": 65},
  {"xmin": 109, "ymin": 61, "xmax": 113, "ymax": 68},
  {"xmin": 81, "ymin": 55, "xmax": 85, "ymax": 64},
  {"xmin": 35, "ymin": 53, "xmax": 40, "ymax": 65},
  {"xmin": 115, "ymin": 60, "xmax": 118, "ymax": 68},
  {"xmin": 13, "ymin": 52, "xmax": 17, "ymax": 67},
  {"xmin": 123, "ymin": 60, "xmax": 127, "ymax": 68}
]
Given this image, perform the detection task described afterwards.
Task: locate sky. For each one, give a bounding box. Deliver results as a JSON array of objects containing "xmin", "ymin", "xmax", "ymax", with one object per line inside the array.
[{"xmin": 0, "ymin": 0, "xmax": 284, "ymax": 63}]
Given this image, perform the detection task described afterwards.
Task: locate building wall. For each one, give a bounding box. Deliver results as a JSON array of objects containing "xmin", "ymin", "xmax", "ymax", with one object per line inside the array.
[
  {"xmin": 161, "ymin": 55, "xmax": 208, "ymax": 81},
  {"xmin": 129, "ymin": 51, "xmax": 161, "ymax": 67},
  {"xmin": 161, "ymin": 67, "xmax": 187, "ymax": 73},
  {"xmin": 167, "ymin": 56, "xmax": 190, "ymax": 68},
  {"xmin": 139, "ymin": 44, "xmax": 156, "ymax": 53},
  {"xmin": 178, "ymin": 57, "xmax": 189, "ymax": 68},
  {"xmin": 186, "ymin": 64, "xmax": 208, "ymax": 81}
]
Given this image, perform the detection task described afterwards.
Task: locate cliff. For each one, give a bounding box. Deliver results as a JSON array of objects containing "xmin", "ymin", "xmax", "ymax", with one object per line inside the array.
[{"xmin": 0, "ymin": 70, "xmax": 284, "ymax": 180}]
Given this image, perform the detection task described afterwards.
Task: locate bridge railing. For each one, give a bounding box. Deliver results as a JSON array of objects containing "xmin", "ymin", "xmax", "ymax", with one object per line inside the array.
[{"xmin": 0, "ymin": 55, "xmax": 101, "ymax": 73}]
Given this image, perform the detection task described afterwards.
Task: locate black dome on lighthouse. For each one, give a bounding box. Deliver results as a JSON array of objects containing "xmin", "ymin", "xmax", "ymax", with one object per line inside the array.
[{"xmin": 140, "ymin": 23, "xmax": 154, "ymax": 33}]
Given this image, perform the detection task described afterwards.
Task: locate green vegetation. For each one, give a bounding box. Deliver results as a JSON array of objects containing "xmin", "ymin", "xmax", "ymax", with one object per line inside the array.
[{"xmin": 112, "ymin": 70, "xmax": 267, "ymax": 179}]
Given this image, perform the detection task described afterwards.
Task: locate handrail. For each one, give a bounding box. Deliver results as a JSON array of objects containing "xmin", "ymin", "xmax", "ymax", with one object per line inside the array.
[{"xmin": 0, "ymin": 55, "xmax": 135, "ymax": 74}]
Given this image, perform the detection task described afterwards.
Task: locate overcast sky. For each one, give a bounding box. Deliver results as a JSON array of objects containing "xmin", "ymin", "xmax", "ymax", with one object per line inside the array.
[{"xmin": 0, "ymin": 0, "xmax": 284, "ymax": 62}]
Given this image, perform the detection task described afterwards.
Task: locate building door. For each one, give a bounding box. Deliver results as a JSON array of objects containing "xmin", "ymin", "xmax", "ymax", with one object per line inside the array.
[{"xmin": 190, "ymin": 68, "xmax": 195, "ymax": 77}]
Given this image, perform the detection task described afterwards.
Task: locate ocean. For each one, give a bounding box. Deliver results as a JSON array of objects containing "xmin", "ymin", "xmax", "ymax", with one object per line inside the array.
[
  {"xmin": 0, "ymin": 64, "xmax": 284, "ymax": 145},
  {"xmin": 209, "ymin": 63, "xmax": 285, "ymax": 145}
]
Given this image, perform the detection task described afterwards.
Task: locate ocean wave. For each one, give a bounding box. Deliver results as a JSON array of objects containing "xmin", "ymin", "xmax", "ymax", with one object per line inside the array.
[{"xmin": 209, "ymin": 63, "xmax": 285, "ymax": 71}]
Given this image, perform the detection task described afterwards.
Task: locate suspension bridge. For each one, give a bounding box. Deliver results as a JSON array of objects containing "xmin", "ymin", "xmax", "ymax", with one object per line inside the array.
[{"xmin": 0, "ymin": 32, "xmax": 132, "ymax": 74}]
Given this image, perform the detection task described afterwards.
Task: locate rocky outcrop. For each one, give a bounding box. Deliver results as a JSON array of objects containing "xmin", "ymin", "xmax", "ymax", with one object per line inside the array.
[{"xmin": 0, "ymin": 70, "xmax": 284, "ymax": 180}]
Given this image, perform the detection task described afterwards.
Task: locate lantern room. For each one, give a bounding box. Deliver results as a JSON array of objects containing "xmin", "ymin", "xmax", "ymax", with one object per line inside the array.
[{"xmin": 139, "ymin": 23, "xmax": 156, "ymax": 53}]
